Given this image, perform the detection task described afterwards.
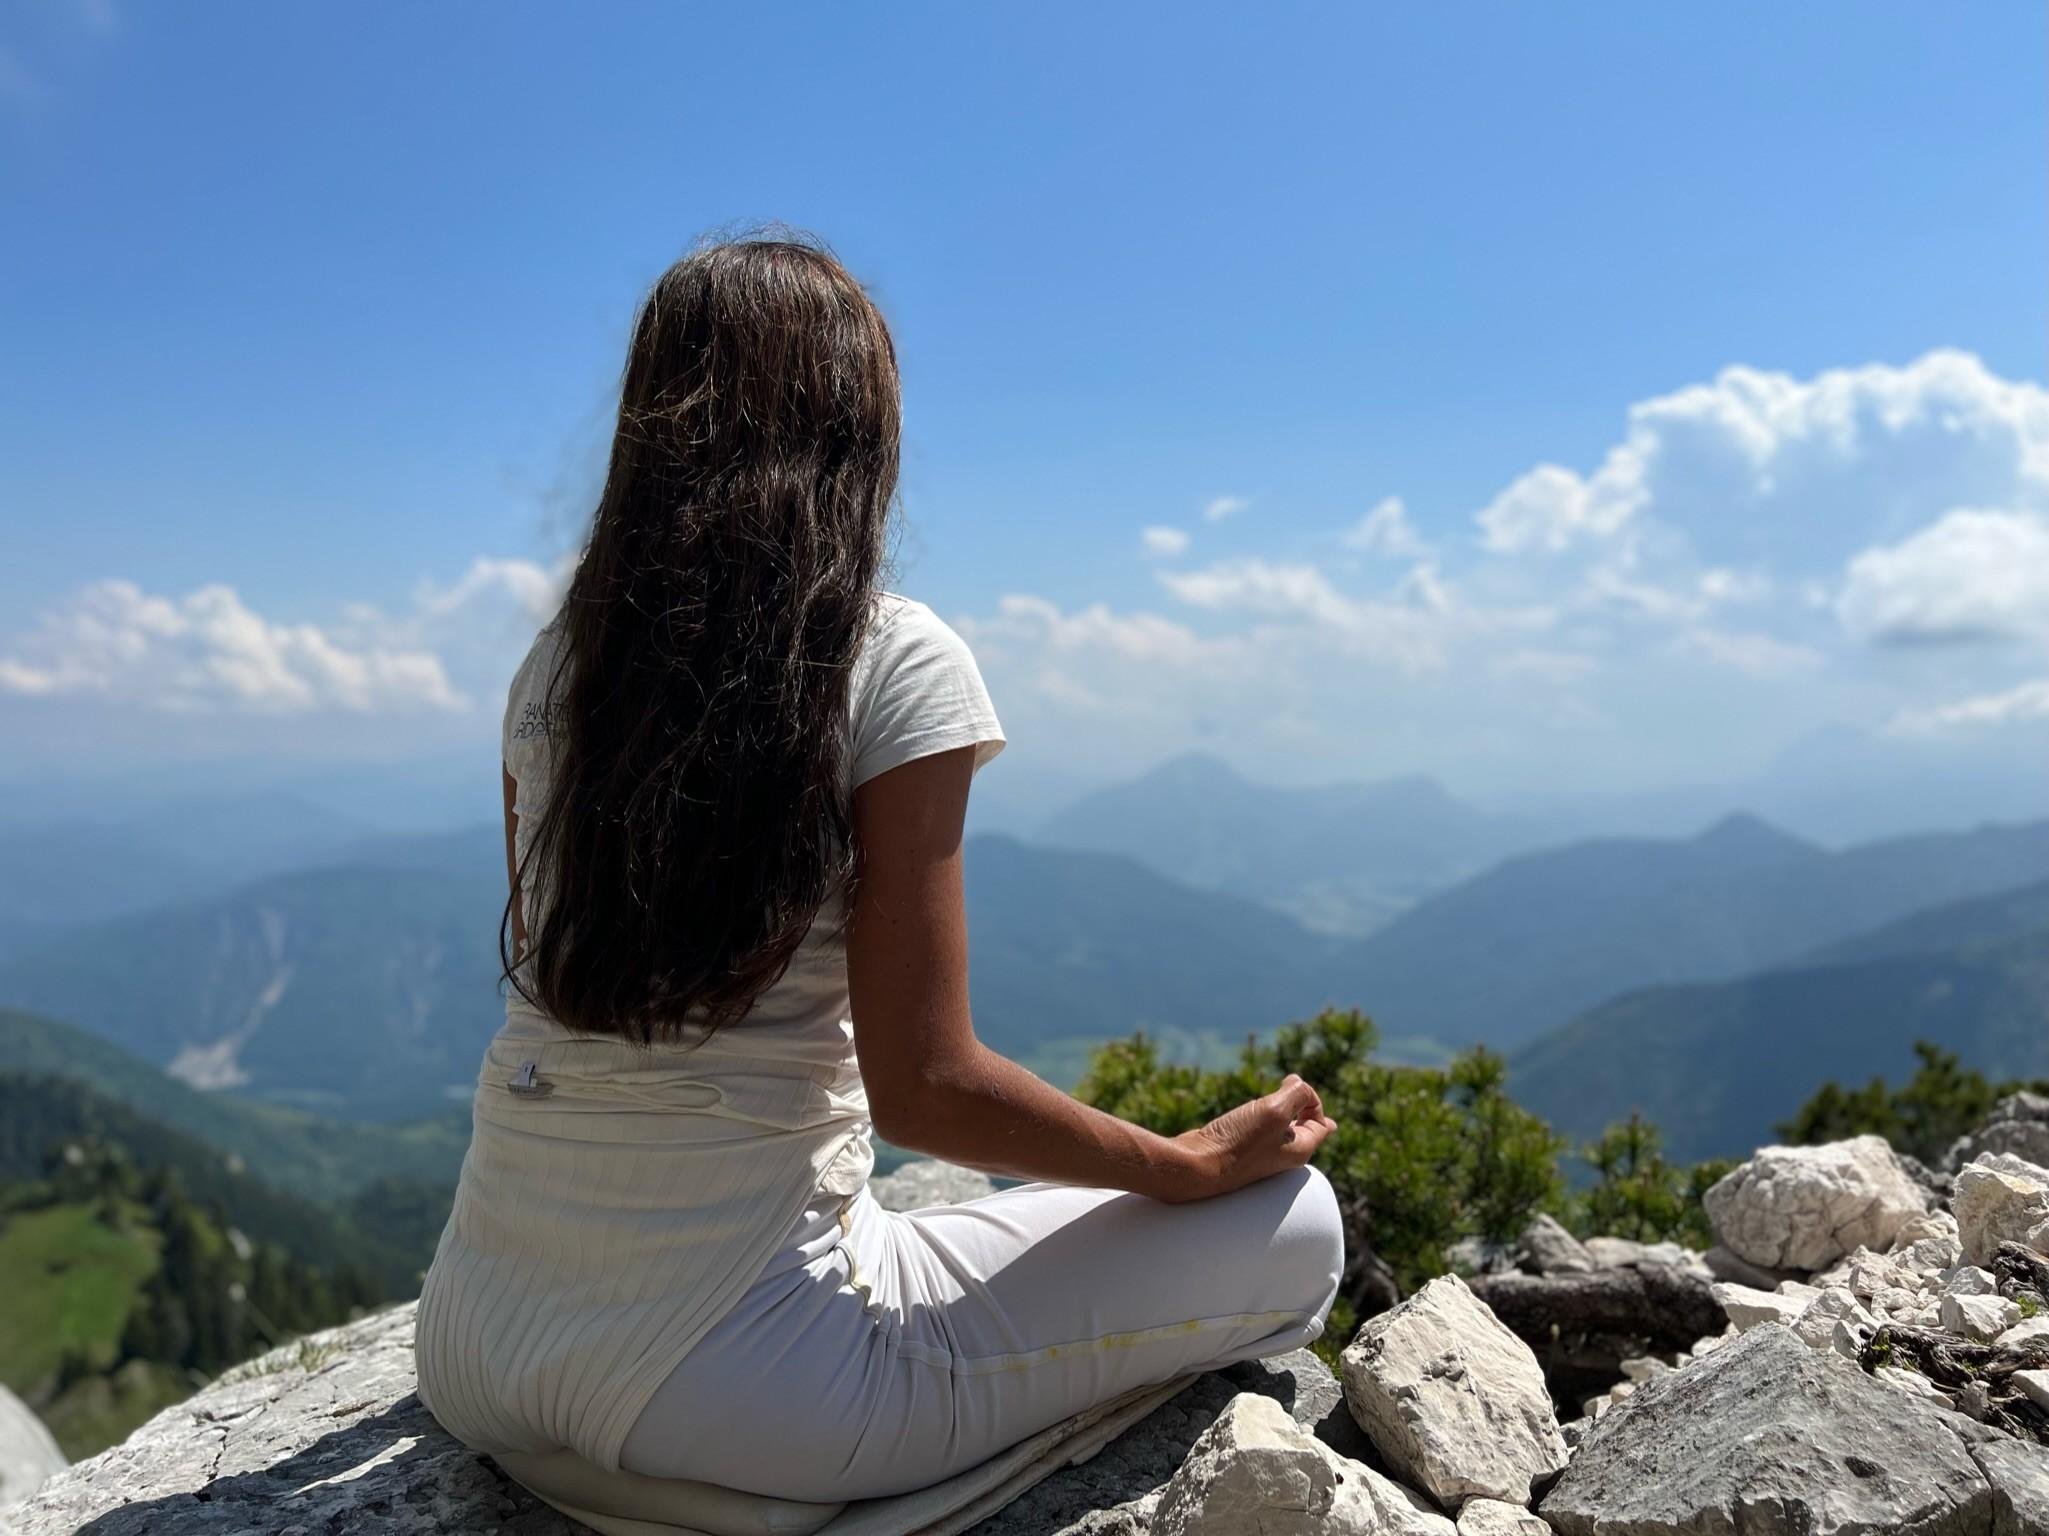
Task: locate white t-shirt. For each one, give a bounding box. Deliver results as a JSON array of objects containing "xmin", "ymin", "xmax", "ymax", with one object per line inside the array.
[{"xmin": 417, "ymin": 591, "xmax": 1004, "ymax": 1471}]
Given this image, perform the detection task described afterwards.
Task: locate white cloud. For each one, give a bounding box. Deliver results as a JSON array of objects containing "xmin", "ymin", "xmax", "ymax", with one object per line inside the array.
[
  {"xmin": 942, "ymin": 351, "xmax": 2049, "ymax": 795},
  {"xmin": 0, "ymin": 580, "xmax": 465, "ymax": 714},
  {"xmin": 1476, "ymin": 350, "xmax": 2049, "ymax": 556},
  {"xmin": 957, "ymin": 594, "xmax": 1223, "ymax": 669},
  {"xmin": 415, "ymin": 555, "xmax": 568, "ymax": 626},
  {"xmin": 1835, "ymin": 508, "xmax": 2049, "ymax": 645},
  {"xmin": 1155, "ymin": 557, "xmax": 1536, "ymax": 673},
  {"xmin": 1343, "ymin": 496, "xmax": 1428, "ymax": 559},
  {"xmin": 0, "ymin": 555, "xmax": 568, "ymax": 718},
  {"xmin": 1202, "ymin": 494, "xmax": 1251, "ymax": 523},
  {"xmin": 1675, "ymin": 627, "xmax": 1825, "ymax": 676},
  {"xmin": 1887, "ymin": 679, "xmax": 2049, "ymax": 736},
  {"xmin": 1140, "ymin": 525, "xmax": 1190, "ymax": 557},
  {"xmin": 1479, "ymin": 459, "xmax": 1646, "ymax": 554},
  {"xmin": 1490, "ymin": 649, "xmax": 1598, "ymax": 684}
]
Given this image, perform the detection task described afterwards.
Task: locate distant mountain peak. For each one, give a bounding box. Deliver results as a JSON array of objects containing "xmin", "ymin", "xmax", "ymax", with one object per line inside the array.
[
  {"xmin": 1146, "ymin": 751, "xmax": 1251, "ymax": 788},
  {"xmin": 1692, "ymin": 811, "xmax": 1812, "ymax": 858}
]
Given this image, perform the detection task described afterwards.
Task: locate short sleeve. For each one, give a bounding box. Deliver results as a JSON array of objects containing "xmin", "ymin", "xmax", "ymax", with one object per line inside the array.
[
  {"xmin": 501, "ymin": 621, "xmax": 566, "ymax": 818},
  {"xmin": 850, "ymin": 598, "xmax": 1006, "ymax": 789}
]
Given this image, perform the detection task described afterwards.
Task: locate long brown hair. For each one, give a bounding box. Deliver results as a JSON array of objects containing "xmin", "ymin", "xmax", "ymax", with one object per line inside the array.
[{"xmin": 506, "ymin": 236, "xmax": 899, "ymax": 1042}]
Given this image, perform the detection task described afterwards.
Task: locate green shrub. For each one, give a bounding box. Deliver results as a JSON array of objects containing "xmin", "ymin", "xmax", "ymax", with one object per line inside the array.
[{"xmin": 1079, "ymin": 1009, "xmax": 1565, "ymax": 1298}]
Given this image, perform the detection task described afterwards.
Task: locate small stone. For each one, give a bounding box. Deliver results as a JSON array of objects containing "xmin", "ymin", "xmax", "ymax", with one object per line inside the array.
[
  {"xmin": 1150, "ymin": 1393, "xmax": 1334, "ymax": 1536},
  {"xmin": 1791, "ymin": 1287, "xmax": 1875, "ymax": 1350},
  {"xmin": 1455, "ymin": 1498, "xmax": 1548, "ymax": 1535},
  {"xmin": 1582, "ymin": 1236, "xmax": 1647, "ymax": 1269},
  {"xmin": 1954, "ymin": 1153, "xmax": 2049, "ymax": 1269},
  {"xmin": 1340, "ymin": 1275, "xmax": 1568, "ymax": 1508},
  {"xmin": 1702, "ymin": 1244, "xmax": 1795, "ymax": 1290},
  {"xmin": 1516, "ymin": 1214, "xmax": 1594, "ymax": 1275},
  {"xmin": 1941, "ymin": 1291, "xmax": 2022, "ymax": 1342},
  {"xmin": 1875, "ymin": 1286, "xmax": 1924, "ymax": 1319},
  {"xmin": 1830, "ymin": 1317, "xmax": 1868, "ymax": 1361},
  {"xmin": 1945, "ymin": 1264, "xmax": 2000, "ymax": 1296},
  {"xmin": 2002, "ymin": 1315, "xmax": 2049, "ymax": 1348},
  {"xmin": 1710, "ymin": 1281, "xmax": 1804, "ymax": 1331},
  {"xmin": 2015, "ymin": 1370, "xmax": 2049, "ymax": 1413},
  {"xmin": 1901, "ymin": 1235, "xmax": 1963, "ymax": 1275},
  {"xmin": 1617, "ymin": 1357, "xmax": 1669, "ymax": 1384},
  {"xmin": 1892, "ymin": 1209, "xmax": 1960, "ymax": 1248},
  {"xmin": 1875, "ymin": 1366, "xmax": 1952, "ymax": 1403}
]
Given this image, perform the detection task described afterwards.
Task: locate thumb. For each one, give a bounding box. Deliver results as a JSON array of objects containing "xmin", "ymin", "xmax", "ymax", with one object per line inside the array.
[{"xmin": 1271, "ymin": 1075, "xmax": 1320, "ymax": 1120}]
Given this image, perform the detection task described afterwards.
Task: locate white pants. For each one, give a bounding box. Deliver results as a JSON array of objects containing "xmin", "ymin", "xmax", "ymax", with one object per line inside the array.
[{"xmin": 617, "ymin": 1166, "xmax": 1344, "ymax": 1502}]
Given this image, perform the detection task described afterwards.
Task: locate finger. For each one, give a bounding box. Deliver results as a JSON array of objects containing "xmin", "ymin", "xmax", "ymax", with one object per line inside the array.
[{"xmin": 1271, "ymin": 1077, "xmax": 1320, "ymax": 1119}]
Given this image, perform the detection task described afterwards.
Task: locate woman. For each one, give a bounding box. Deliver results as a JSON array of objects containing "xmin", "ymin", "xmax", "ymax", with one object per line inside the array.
[{"xmin": 416, "ymin": 236, "xmax": 1344, "ymax": 1505}]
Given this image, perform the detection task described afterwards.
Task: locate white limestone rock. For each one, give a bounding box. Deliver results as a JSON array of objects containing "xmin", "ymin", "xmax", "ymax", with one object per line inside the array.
[
  {"xmin": 1900, "ymin": 1235, "xmax": 1964, "ymax": 1276},
  {"xmin": 1339, "ymin": 1274, "xmax": 1567, "ymax": 1508},
  {"xmin": 1893, "ymin": 1209, "xmax": 1961, "ymax": 1249},
  {"xmin": 867, "ymin": 1158, "xmax": 998, "ymax": 1211},
  {"xmin": 1152, "ymin": 1393, "xmax": 1453, "ymax": 1536},
  {"xmin": 1540, "ymin": 1326, "xmax": 2000, "ymax": 1535},
  {"xmin": 2015, "ymin": 1370, "xmax": 2049, "ymax": 1414},
  {"xmin": 1581, "ymin": 1236, "xmax": 1648, "ymax": 1269},
  {"xmin": 1515, "ymin": 1213, "xmax": 1593, "ymax": 1275},
  {"xmin": 1954, "ymin": 1153, "xmax": 2049, "ymax": 1269},
  {"xmin": 1454, "ymin": 1497, "xmax": 1548, "ymax": 1535},
  {"xmin": 1945, "ymin": 1264, "xmax": 2000, "ymax": 1296},
  {"xmin": 1709, "ymin": 1281, "xmax": 1805, "ymax": 1331},
  {"xmin": 0, "ymin": 1386, "xmax": 66, "ymax": 1519},
  {"xmin": 1942, "ymin": 1292, "xmax": 2022, "ymax": 1343},
  {"xmin": 2001, "ymin": 1314, "xmax": 2049, "ymax": 1349},
  {"xmin": 1875, "ymin": 1365, "xmax": 1953, "ymax": 1404},
  {"xmin": 1703, "ymin": 1136, "xmax": 1928, "ymax": 1271},
  {"xmin": 1790, "ymin": 1287, "xmax": 1876, "ymax": 1351}
]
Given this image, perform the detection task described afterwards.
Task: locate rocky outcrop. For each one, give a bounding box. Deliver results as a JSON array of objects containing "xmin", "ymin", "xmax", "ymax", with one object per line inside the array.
[
  {"xmin": 1952, "ymin": 1092, "xmax": 2049, "ymax": 1173},
  {"xmin": 1339, "ymin": 1274, "xmax": 1566, "ymax": 1509},
  {"xmin": 1149, "ymin": 1393, "xmax": 1450, "ymax": 1536},
  {"xmin": 0, "ymin": 1384, "xmax": 66, "ymax": 1517},
  {"xmin": 18, "ymin": 1141, "xmax": 2049, "ymax": 1535},
  {"xmin": 1955, "ymin": 1152, "xmax": 2049, "ymax": 1268},
  {"xmin": 1540, "ymin": 1324, "xmax": 2035, "ymax": 1534},
  {"xmin": 1703, "ymin": 1134, "xmax": 1929, "ymax": 1271}
]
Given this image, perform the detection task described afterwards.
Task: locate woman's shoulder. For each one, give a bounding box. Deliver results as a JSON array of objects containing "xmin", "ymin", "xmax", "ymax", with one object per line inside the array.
[
  {"xmin": 862, "ymin": 590, "xmax": 975, "ymax": 662},
  {"xmin": 503, "ymin": 610, "xmax": 569, "ymax": 752}
]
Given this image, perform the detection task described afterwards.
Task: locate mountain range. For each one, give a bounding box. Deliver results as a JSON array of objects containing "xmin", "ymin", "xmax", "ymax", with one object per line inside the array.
[
  {"xmin": 1036, "ymin": 753, "xmax": 1550, "ymax": 936},
  {"xmin": 1510, "ymin": 880, "xmax": 2049, "ymax": 1163},
  {"xmin": 1311, "ymin": 813, "xmax": 2049, "ymax": 1051},
  {"xmin": 0, "ymin": 760, "xmax": 2042, "ymax": 1159}
]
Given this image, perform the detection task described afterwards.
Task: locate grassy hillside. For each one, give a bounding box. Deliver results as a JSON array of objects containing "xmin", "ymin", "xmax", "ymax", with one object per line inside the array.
[
  {"xmin": 0, "ymin": 1072, "xmax": 444, "ymax": 1292},
  {"xmin": 0, "ymin": 1009, "xmax": 469, "ymax": 1202},
  {"xmin": 1320, "ymin": 815, "xmax": 2049, "ymax": 1051},
  {"xmin": 1509, "ymin": 893, "xmax": 2049, "ymax": 1163}
]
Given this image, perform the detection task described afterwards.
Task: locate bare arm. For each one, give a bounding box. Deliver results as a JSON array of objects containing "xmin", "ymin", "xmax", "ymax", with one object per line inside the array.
[{"xmin": 846, "ymin": 747, "xmax": 1334, "ymax": 1203}]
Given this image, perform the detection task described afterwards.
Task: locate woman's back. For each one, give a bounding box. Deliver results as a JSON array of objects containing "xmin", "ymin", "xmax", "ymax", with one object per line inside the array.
[{"xmin": 415, "ymin": 590, "xmax": 1004, "ymax": 1470}]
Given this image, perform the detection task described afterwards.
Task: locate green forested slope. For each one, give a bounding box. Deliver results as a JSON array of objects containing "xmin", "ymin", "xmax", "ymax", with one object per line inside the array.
[
  {"xmin": 1509, "ymin": 907, "xmax": 2049, "ymax": 1163},
  {"xmin": 0, "ymin": 1008, "xmax": 468, "ymax": 1201}
]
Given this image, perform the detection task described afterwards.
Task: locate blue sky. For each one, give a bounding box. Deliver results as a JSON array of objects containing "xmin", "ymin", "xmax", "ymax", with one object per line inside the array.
[{"xmin": 2, "ymin": 3, "xmax": 2044, "ymax": 826}]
